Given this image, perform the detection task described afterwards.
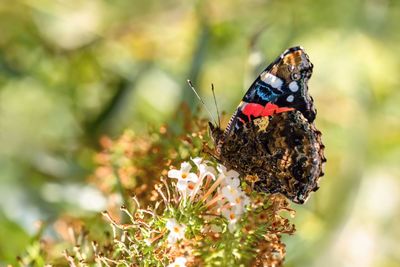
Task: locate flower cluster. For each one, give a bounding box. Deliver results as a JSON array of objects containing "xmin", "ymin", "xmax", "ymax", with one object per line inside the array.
[
  {"xmin": 167, "ymin": 158, "xmax": 250, "ymax": 233},
  {"xmin": 60, "ymin": 154, "xmax": 295, "ymax": 267}
]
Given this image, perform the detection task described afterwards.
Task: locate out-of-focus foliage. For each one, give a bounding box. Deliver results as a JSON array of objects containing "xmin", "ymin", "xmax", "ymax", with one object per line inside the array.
[{"xmin": 0, "ymin": 0, "xmax": 399, "ymax": 266}]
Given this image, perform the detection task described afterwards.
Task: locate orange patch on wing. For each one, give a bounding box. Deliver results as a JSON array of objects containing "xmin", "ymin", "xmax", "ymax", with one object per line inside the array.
[{"xmin": 284, "ymin": 50, "xmax": 303, "ymax": 65}]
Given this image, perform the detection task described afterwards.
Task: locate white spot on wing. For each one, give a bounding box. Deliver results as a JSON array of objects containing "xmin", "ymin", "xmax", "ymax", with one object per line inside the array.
[
  {"xmin": 261, "ymin": 72, "xmax": 283, "ymax": 89},
  {"xmin": 286, "ymin": 95, "xmax": 294, "ymax": 102},
  {"xmin": 289, "ymin": 81, "xmax": 299, "ymax": 92}
]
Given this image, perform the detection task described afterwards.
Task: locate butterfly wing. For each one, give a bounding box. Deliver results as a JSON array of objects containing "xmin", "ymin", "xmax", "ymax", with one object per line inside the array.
[
  {"xmin": 217, "ymin": 111, "xmax": 326, "ymax": 204},
  {"xmin": 224, "ymin": 46, "xmax": 316, "ymax": 136}
]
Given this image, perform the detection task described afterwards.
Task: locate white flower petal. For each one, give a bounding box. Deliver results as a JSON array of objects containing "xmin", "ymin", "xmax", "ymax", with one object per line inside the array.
[
  {"xmin": 221, "ymin": 185, "xmax": 240, "ymax": 203},
  {"xmin": 177, "ymin": 180, "xmax": 188, "ymax": 191},
  {"xmin": 225, "ymin": 176, "xmax": 240, "ymax": 187},
  {"xmin": 168, "ymin": 169, "xmax": 181, "ymax": 179},
  {"xmin": 222, "ymin": 207, "xmax": 238, "ymax": 223},
  {"xmin": 175, "ymin": 257, "xmax": 187, "ymax": 265},
  {"xmin": 166, "ymin": 220, "xmax": 186, "ymax": 244},
  {"xmin": 177, "ymin": 227, "xmax": 186, "ymax": 239},
  {"xmin": 221, "ymin": 208, "xmax": 231, "ymax": 220},
  {"xmin": 233, "ymin": 205, "xmax": 245, "ymax": 216},
  {"xmin": 168, "ymin": 257, "xmax": 187, "ymax": 267},
  {"xmin": 198, "ymin": 163, "xmax": 207, "ymax": 173},
  {"xmin": 226, "ymin": 169, "xmax": 240, "ymax": 179},
  {"xmin": 242, "ymin": 195, "xmax": 250, "ymax": 207},
  {"xmin": 167, "ymin": 233, "xmax": 178, "ymax": 244},
  {"xmin": 217, "ymin": 164, "xmax": 227, "ymax": 174},
  {"xmin": 166, "ymin": 218, "xmax": 177, "ymax": 230},
  {"xmin": 199, "ymin": 164, "xmax": 217, "ymax": 180},
  {"xmin": 180, "ymin": 162, "xmax": 192, "ymax": 173},
  {"xmin": 191, "ymin": 157, "xmax": 203, "ymax": 167},
  {"xmin": 187, "ymin": 173, "xmax": 199, "ymax": 183},
  {"xmin": 221, "ymin": 186, "xmax": 231, "ymax": 197}
]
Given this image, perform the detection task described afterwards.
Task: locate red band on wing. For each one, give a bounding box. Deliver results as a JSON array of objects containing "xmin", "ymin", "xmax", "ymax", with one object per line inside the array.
[
  {"xmin": 262, "ymin": 102, "xmax": 294, "ymax": 116},
  {"xmin": 242, "ymin": 103, "xmax": 264, "ymax": 121},
  {"xmin": 242, "ymin": 102, "xmax": 294, "ymax": 121}
]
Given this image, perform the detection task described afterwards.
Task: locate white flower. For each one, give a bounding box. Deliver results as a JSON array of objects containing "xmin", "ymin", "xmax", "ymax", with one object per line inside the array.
[
  {"xmin": 219, "ymin": 180, "xmax": 250, "ymax": 233},
  {"xmin": 233, "ymin": 191, "xmax": 251, "ymax": 209},
  {"xmin": 221, "ymin": 205, "xmax": 244, "ymax": 232},
  {"xmin": 221, "ymin": 205, "xmax": 245, "ymax": 221},
  {"xmin": 217, "ymin": 164, "xmax": 239, "ymax": 178},
  {"xmin": 221, "ymin": 184, "xmax": 241, "ymax": 204},
  {"xmin": 166, "ymin": 219, "xmax": 186, "ymax": 244},
  {"xmin": 177, "ymin": 180, "xmax": 199, "ymax": 198},
  {"xmin": 240, "ymin": 194, "xmax": 250, "ymax": 208},
  {"xmin": 168, "ymin": 257, "xmax": 187, "ymax": 267},
  {"xmin": 217, "ymin": 164, "xmax": 240, "ymax": 186},
  {"xmin": 168, "ymin": 162, "xmax": 199, "ymax": 183},
  {"xmin": 192, "ymin": 157, "xmax": 217, "ymax": 180},
  {"xmin": 224, "ymin": 176, "xmax": 241, "ymax": 188}
]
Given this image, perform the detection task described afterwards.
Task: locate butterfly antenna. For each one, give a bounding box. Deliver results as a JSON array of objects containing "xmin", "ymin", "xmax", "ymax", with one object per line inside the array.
[
  {"xmin": 187, "ymin": 80, "xmax": 217, "ymax": 125},
  {"xmin": 211, "ymin": 83, "xmax": 221, "ymax": 128}
]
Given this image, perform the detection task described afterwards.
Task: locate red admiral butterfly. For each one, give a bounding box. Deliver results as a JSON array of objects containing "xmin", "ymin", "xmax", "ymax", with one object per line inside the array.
[{"xmin": 209, "ymin": 46, "xmax": 326, "ymax": 204}]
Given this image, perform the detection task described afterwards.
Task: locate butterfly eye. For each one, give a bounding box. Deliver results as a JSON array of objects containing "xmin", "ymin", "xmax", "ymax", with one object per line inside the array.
[{"xmin": 291, "ymin": 72, "xmax": 301, "ymax": 81}]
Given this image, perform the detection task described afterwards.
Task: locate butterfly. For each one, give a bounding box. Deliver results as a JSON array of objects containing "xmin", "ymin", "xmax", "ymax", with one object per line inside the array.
[{"xmin": 209, "ymin": 46, "xmax": 326, "ymax": 204}]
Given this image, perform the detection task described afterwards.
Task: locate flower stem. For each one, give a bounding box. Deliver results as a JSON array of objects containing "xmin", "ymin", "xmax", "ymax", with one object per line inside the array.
[
  {"xmin": 205, "ymin": 194, "xmax": 224, "ymax": 208},
  {"xmin": 202, "ymin": 174, "xmax": 224, "ymax": 202}
]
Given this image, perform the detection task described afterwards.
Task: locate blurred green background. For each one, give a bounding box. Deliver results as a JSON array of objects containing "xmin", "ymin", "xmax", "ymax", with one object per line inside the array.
[{"xmin": 1, "ymin": 0, "xmax": 399, "ymax": 266}]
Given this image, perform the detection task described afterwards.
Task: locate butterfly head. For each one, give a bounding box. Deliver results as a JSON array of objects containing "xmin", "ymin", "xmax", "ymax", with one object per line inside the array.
[{"xmin": 208, "ymin": 122, "xmax": 224, "ymax": 155}]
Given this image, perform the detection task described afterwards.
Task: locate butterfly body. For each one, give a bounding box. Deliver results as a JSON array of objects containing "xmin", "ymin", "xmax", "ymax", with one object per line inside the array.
[{"xmin": 210, "ymin": 46, "xmax": 326, "ymax": 204}]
